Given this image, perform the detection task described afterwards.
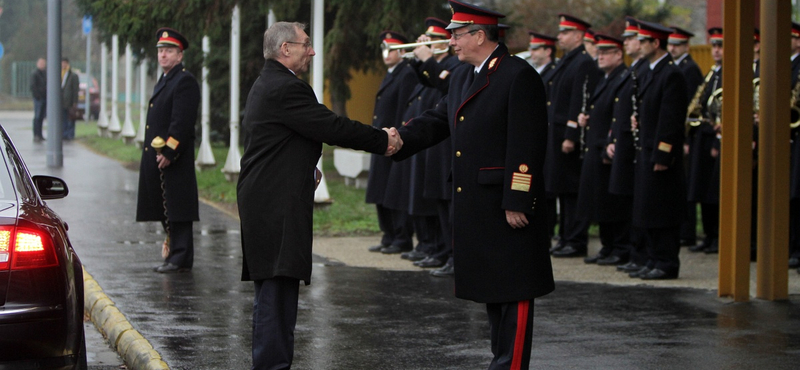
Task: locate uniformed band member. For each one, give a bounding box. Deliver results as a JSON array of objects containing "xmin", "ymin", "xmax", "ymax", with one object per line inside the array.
[
  {"xmin": 366, "ymin": 31, "xmax": 418, "ymax": 254},
  {"xmin": 136, "ymin": 28, "xmax": 201, "ymax": 274},
  {"xmin": 667, "ymin": 26, "xmax": 704, "ymax": 248},
  {"xmin": 753, "ymin": 28, "xmax": 761, "ymax": 77},
  {"xmin": 528, "ymin": 32, "xmax": 558, "ymax": 83},
  {"xmin": 584, "ymin": 29, "xmax": 598, "ymax": 60},
  {"xmin": 406, "ymin": 18, "xmax": 463, "ymax": 276},
  {"xmin": 628, "ymin": 20, "xmax": 688, "ymax": 280},
  {"xmin": 789, "ymin": 22, "xmax": 800, "ymax": 271},
  {"xmin": 611, "ymin": 17, "xmax": 652, "ymax": 274},
  {"xmin": 577, "ymin": 34, "xmax": 631, "ymax": 265},
  {"xmin": 687, "ymin": 27, "xmax": 723, "ymax": 255},
  {"xmin": 394, "ymin": 1, "xmax": 554, "ymax": 368},
  {"xmin": 547, "ymin": 14, "xmax": 603, "ymax": 258}
]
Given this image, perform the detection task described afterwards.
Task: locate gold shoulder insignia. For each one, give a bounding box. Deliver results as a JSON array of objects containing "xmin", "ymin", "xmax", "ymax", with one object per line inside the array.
[
  {"xmin": 488, "ymin": 58, "xmax": 497, "ymax": 70},
  {"xmin": 658, "ymin": 142, "xmax": 672, "ymax": 152},
  {"xmin": 518, "ymin": 164, "xmax": 529, "ymax": 173},
  {"xmin": 439, "ymin": 70, "xmax": 450, "ymax": 80}
]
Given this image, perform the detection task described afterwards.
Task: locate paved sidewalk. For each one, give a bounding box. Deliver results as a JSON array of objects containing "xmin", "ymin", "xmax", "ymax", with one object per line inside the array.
[{"xmin": 3, "ymin": 111, "xmax": 799, "ymax": 370}]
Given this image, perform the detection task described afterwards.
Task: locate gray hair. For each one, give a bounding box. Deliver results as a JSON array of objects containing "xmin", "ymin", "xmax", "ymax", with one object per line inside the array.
[{"xmin": 263, "ymin": 22, "xmax": 307, "ymax": 60}]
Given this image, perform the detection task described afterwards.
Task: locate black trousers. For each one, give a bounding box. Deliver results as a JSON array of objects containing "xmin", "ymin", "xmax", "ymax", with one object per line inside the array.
[
  {"xmin": 162, "ymin": 220, "xmax": 193, "ymax": 268},
  {"xmin": 597, "ymin": 220, "xmax": 631, "ymax": 258},
  {"xmin": 561, "ymin": 194, "xmax": 588, "ymax": 250},
  {"xmin": 252, "ymin": 277, "xmax": 300, "ymax": 370},
  {"xmin": 412, "ymin": 214, "xmax": 440, "ymax": 255},
  {"xmin": 680, "ymin": 201, "xmax": 697, "ymax": 243},
  {"xmin": 376, "ymin": 205, "xmax": 414, "ymax": 248},
  {"xmin": 487, "ymin": 300, "xmax": 535, "ymax": 370},
  {"xmin": 644, "ymin": 226, "xmax": 681, "ymax": 274},
  {"xmin": 430, "ymin": 200, "xmax": 453, "ymax": 261},
  {"xmin": 790, "ymin": 199, "xmax": 800, "ymax": 258},
  {"xmin": 700, "ymin": 202, "xmax": 719, "ymax": 243}
]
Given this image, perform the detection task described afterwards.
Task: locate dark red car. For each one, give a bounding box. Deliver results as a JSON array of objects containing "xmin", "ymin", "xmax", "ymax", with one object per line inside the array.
[{"xmin": 0, "ymin": 124, "xmax": 85, "ymax": 369}]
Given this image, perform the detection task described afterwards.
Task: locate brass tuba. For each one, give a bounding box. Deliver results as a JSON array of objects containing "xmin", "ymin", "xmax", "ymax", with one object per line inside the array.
[
  {"xmin": 790, "ymin": 73, "xmax": 800, "ymax": 128},
  {"xmin": 707, "ymin": 87, "xmax": 723, "ymax": 128}
]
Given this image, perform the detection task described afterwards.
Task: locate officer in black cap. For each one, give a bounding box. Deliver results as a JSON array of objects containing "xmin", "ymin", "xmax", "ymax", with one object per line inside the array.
[
  {"xmin": 789, "ymin": 22, "xmax": 800, "ymax": 271},
  {"xmin": 628, "ymin": 20, "xmax": 688, "ymax": 280},
  {"xmin": 137, "ymin": 28, "xmax": 201, "ymax": 273},
  {"xmin": 393, "ymin": 1, "xmax": 553, "ymax": 368}
]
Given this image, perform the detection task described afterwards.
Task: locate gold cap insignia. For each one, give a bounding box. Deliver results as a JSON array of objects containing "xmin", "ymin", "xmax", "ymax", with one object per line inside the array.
[
  {"xmin": 385, "ymin": 33, "xmax": 392, "ymax": 39},
  {"xmin": 427, "ymin": 26, "xmax": 435, "ymax": 33},
  {"xmin": 488, "ymin": 57, "xmax": 497, "ymax": 70},
  {"xmin": 625, "ymin": 21, "xmax": 630, "ymax": 27},
  {"xmin": 560, "ymin": 16, "xmax": 566, "ymax": 22},
  {"xmin": 519, "ymin": 164, "xmax": 529, "ymax": 173},
  {"xmin": 162, "ymin": 31, "xmax": 169, "ymax": 38}
]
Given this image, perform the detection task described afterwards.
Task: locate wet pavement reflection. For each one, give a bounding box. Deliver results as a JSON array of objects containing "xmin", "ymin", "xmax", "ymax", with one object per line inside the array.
[{"xmin": 2, "ymin": 115, "xmax": 798, "ymax": 370}]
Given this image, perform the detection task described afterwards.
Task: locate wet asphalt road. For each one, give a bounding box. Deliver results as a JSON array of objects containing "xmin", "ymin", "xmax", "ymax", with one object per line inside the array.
[{"xmin": 3, "ymin": 113, "xmax": 799, "ymax": 370}]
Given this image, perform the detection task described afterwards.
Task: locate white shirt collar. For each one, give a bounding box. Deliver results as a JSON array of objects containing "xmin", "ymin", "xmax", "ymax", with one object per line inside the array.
[
  {"xmin": 474, "ymin": 45, "xmax": 500, "ymax": 74},
  {"xmin": 649, "ymin": 52, "xmax": 669, "ymax": 70},
  {"xmin": 792, "ymin": 52, "xmax": 799, "ymax": 62},
  {"xmin": 674, "ymin": 52, "xmax": 689, "ymax": 65}
]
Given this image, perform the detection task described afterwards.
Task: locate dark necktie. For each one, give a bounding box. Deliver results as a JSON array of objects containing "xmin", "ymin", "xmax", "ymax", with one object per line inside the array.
[{"xmin": 462, "ymin": 70, "xmax": 477, "ymax": 100}]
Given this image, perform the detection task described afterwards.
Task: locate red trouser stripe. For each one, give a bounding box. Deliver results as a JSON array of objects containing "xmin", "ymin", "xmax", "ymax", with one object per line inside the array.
[{"xmin": 510, "ymin": 300, "xmax": 530, "ymax": 370}]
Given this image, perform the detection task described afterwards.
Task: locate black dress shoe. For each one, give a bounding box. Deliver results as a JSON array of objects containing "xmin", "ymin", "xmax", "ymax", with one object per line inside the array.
[
  {"xmin": 549, "ymin": 240, "xmax": 565, "ymax": 254},
  {"xmin": 583, "ymin": 253, "xmax": 608, "ymax": 264},
  {"xmin": 680, "ymin": 238, "xmax": 697, "ymax": 247},
  {"xmin": 597, "ymin": 255, "xmax": 626, "ymax": 266},
  {"xmin": 368, "ymin": 244, "xmax": 387, "ymax": 252},
  {"xmin": 689, "ymin": 243, "xmax": 708, "ymax": 252},
  {"xmin": 629, "ymin": 266, "xmax": 651, "ymax": 278},
  {"xmin": 617, "ymin": 261, "xmax": 641, "ymax": 272},
  {"xmin": 152, "ymin": 262, "xmax": 167, "ymax": 272},
  {"xmin": 789, "ymin": 257, "xmax": 800, "ymax": 269},
  {"xmin": 640, "ymin": 268, "xmax": 678, "ymax": 280},
  {"xmin": 551, "ymin": 245, "xmax": 587, "ymax": 258},
  {"xmin": 401, "ymin": 250, "xmax": 429, "ymax": 261},
  {"xmin": 430, "ymin": 262, "xmax": 454, "ymax": 277},
  {"xmin": 381, "ymin": 245, "xmax": 411, "ymax": 254},
  {"xmin": 415, "ymin": 257, "xmax": 446, "ymax": 268},
  {"xmin": 155, "ymin": 263, "xmax": 190, "ymax": 273},
  {"xmin": 703, "ymin": 239, "xmax": 719, "ymax": 254}
]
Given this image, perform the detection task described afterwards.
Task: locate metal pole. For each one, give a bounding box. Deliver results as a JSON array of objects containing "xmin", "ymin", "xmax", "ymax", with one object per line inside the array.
[
  {"xmin": 108, "ymin": 35, "xmax": 121, "ymax": 138},
  {"xmin": 46, "ymin": 0, "xmax": 62, "ymax": 167},
  {"xmin": 121, "ymin": 43, "xmax": 136, "ymax": 143},
  {"xmin": 97, "ymin": 42, "xmax": 108, "ymax": 135},
  {"xmin": 85, "ymin": 27, "xmax": 91, "ymax": 121},
  {"xmin": 312, "ymin": 0, "xmax": 330, "ymax": 203},
  {"xmin": 196, "ymin": 36, "xmax": 215, "ymax": 170},
  {"xmin": 222, "ymin": 4, "xmax": 241, "ymax": 182},
  {"xmin": 135, "ymin": 57, "xmax": 147, "ymax": 148}
]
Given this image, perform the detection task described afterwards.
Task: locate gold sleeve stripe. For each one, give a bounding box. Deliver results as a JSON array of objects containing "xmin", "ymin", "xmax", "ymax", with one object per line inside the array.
[
  {"xmin": 166, "ymin": 137, "xmax": 179, "ymax": 150},
  {"xmin": 658, "ymin": 141, "xmax": 672, "ymax": 152},
  {"xmin": 567, "ymin": 121, "xmax": 579, "ymax": 128}
]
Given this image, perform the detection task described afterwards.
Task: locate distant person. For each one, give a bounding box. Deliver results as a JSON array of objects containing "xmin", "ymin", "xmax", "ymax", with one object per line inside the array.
[
  {"xmin": 60, "ymin": 58, "xmax": 79, "ymax": 140},
  {"xmin": 30, "ymin": 58, "xmax": 46, "ymax": 142},
  {"xmin": 237, "ymin": 22, "xmax": 401, "ymax": 370},
  {"xmin": 136, "ymin": 28, "xmax": 200, "ymax": 274}
]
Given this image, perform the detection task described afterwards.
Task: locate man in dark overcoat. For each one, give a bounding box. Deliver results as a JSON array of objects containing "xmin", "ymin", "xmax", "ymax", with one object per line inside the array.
[
  {"xmin": 628, "ymin": 20, "xmax": 688, "ymax": 280},
  {"xmin": 668, "ymin": 26, "xmax": 705, "ymax": 248},
  {"xmin": 394, "ymin": 2, "xmax": 554, "ymax": 368},
  {"xmin": 546, "ymin": 14, "xmax": 603, "ymax": 258},
  {"xmin": 576, "ymin": 34, "xmax": 630, "ymax": 266},
  {"xmin": 237, "ymin": 22, "xmax": 400, "ymax": 370},
  {"xmin": 789, "ymin": 22, "xmax": 800, "ymax": 271},
  {"xmin": 136, "ymin": 28, "xmax": 200, "ymax": 274},
  {"xmin": 608, "ymin": 17, "xmax": 652, "ymax": 274},
  {"xmin": 366, "ymin": 31, "xmax": 418, "ymax": 254}
]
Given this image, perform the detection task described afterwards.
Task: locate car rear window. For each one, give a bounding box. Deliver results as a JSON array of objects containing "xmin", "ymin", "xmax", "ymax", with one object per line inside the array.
[{"xmin": 0, "ymin": 132, "xmax": 27, "ymax": 202}]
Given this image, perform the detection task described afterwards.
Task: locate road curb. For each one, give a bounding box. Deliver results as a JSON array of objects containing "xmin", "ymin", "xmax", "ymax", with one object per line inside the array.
[{"xmin": 83, "ymin": 267, "xmax": 170, "ymax": 370}]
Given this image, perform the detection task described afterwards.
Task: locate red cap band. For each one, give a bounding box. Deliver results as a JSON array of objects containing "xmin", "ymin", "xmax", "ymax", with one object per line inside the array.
[
  {"xmin": 451, "ymin": 11, "xmax": 498, "ymax": 26},
  {"xmin": 559, "ymin": 20, "xmax": 588, "ymax": 32}
]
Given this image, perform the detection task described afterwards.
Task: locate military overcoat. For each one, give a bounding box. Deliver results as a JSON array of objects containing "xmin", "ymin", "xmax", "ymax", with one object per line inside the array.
[
  {"xmin": 608, "ymin": 60, "xmax": 650, "ymax": 196},
  {"xmin": 136, "ymin": 63, "xmax": 200, "ymax": 223},
  {"xmin": 395, "ymin": 44, "xmax": 555, "ymax": 303}
]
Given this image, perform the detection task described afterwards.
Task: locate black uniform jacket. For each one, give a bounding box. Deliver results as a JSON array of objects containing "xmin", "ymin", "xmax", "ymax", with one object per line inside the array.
[
  {"xmin": 609, "ymin": 59, "xmax": 650, "ymax": 196},
  {"xmin": 238, "ymin": 59, "xmax": 389, "ymax": 283},
  {"xmin": 676, "ymin": 53, "xmax": 704, "ymax": 104},
  {"xmin": 537, "ymin": 60, "xmax": 557, "ymax": 96},
  {"xmin": 576, "ymin": 64, "xmax": 628, "ymax": 223},
  {"xmin": 136, "ymin": 63, "xmax": 200, "ymax": 223},
  {"xmin": 544, "ymin": 45, "xmax": 602, "ymax": 194},
  {"xmin": 632, "ymin": 55, "xmax": 688, "ymax": 228},
  {"xmin": 395, "ymin": 44, "xmax": 555, "ymax": 303},
  {"xmin": 687, "ymin": 67, "xmax": 721, "ymax": 203},
  {"xmin": 365, "ymin": 60, "xmax": 418, "ymax": 205},
  {"xmin": 791, "ymin": 56, "xmax": 800, "ymax": 199}
]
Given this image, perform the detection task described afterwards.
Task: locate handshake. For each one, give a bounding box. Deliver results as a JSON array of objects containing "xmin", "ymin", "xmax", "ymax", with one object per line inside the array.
[{"xmin": 383, "ymin": 127, "xmax": 404, "ymax": 156}]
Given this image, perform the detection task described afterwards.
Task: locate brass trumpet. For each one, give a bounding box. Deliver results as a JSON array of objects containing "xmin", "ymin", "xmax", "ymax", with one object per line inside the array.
[{"xmin": 381, "ymin": 40, "xmax": 450, "ymax": 59}]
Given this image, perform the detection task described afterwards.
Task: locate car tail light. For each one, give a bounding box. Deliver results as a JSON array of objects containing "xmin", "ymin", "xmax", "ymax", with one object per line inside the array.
[{"xmin": 0, "ymin": 226, "xmax": 57, "ymax": 270}]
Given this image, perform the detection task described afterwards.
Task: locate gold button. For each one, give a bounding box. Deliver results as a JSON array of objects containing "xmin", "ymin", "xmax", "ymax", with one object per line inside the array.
[
  {"xmin": 590, "ymin": 105, "xmax": 594, "ymax": 109},
  {"xmin": 146, "ymin": 125, "xmax": 149, "ymax": 129},
  {"xmin": 150, "ymin": 103, "xmax": 153, "ymax": 107},
  {"xmin": 145, "ymin": 147, "xmax": 149, "ymax": 151},
  {"xmin": 402, "ymin": 121, "xmax": 406, "ymax": 126},
  {"xmin": 549, "ymin": 81, "xmax": 553, "ymax": 85},
  {"xmin": 423, "ymin": 71, "xmax": 430, "ymax": 77},
  {"xmin": 587, "ymin": 126, "xmax": 590, "ymax": 130},
  {"xmin": 456, "ymin": 151, "xmax": 461, "ymax": 157},
  {"xmin": 377, "ymin": 96, "xmax": 381, "ymax": 100},
  {"xmin": 612, "ymin": 118, "xmax": 616, "ymax": 122},
  {"xmin": 417, "ymin": 96, "xmax": 422, "ymax": 100},
  {"xmin": 615, "ymin": 97, "xmax": 619, "ymax": 102},
  {"xmin": 547, "ymin": 101, "xmax": 551, "ymax": 106},
  {"xmin": 457, "ymin": 187, "xmax": 462, "ymax": 193},
  {"xmin": 373, "ymin": 115, "xmax": 377, "ymax": 120},
  {"xmin": 459, "ymin": 116, "xmax": 465, "ymax": 122}
]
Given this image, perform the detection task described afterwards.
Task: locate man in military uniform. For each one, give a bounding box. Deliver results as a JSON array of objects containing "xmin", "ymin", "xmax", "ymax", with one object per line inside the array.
[
  {"xmin": 687, "ymin": 28, "xmax": 723, "ymax": 255},
  {"xmin": 546, "ymin": 14, "xmax": 602, "ymax": 258},
  {"xmin": 584, "ymin": 29, "xmax": 598, "ymax": 60},
  {"xmin": 668, "ymin": 26, "xmax": 704, "ymax": 248},
  {"xmin": 366, "ymin": 31, "xmax": 418, "ymax": 255},
  {"xmin": 789, "ymin": 22, "xmax": 800, "ymax": 271},
  {"xmin": 394, "ymin": 1, "xmax": 554, "ymax": 367},
  {"xmin": 577, "ymin": 34, "xmax": 631, "ymax": 266},
  {"xmin": 136, "ymin": 28, "xmax": 201, "ymax": 273},
  {"xmin": 610, "ymin": 17, "xmax": 653, "ymax": 274},
  {"xmin": 628, "ymin": 20, "xmax": 688, "ymax": 280}
]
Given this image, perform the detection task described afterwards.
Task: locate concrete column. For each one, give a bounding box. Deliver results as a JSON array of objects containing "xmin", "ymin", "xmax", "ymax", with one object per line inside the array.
[
  {"xmin": 196, "ymin": 36, "xmax": 216, "ymax": 170},
  {"xmin": 108, "ymin": 35, "xmax": 121, "ymax": 138},
  {"xmin": 97, "ymin": 42, "xmax": 109, "ymax": 136},
  {"xmin": 121, "ymin": 43, "xmax": 136, "ymax": 143},
  {"xmin": 135, "ymin": 57, "xmax": 147, "ymax": 148},
  {"xmin": 222, "ymin": 5, "xmax": 242, "ymax": 182}
]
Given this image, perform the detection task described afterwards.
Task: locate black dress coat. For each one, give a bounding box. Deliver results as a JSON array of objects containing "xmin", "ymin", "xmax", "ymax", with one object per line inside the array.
[
  {"xmin": 576, "ymin": 64, "xmax": 628, "ymax": 223},
  {"xmin": 676, "ymin": 53, "xmax": 704, "ymax": 104},
  {"xmin": 238, "ymin": 59, "xmax": 389, "ymax": 283},
  {"xmin": 687, "ymin": 67, "xmax": 721, "ymax": 203},
  {"xmin": 632, "ymin": 55, "xmax": 688, "ymax": 228},
  {"xmin": 365, "ymin": 60, "xmax": 418, "ymax": 205},
  {"xmin": 544, "ymin": 45, "xmax": 602, "ymax": 194},
  {"xmin": 395, "ymin": 44, "xmax": 555, "ymax": 303},
  {"xmin": 136, "ymin": 63, "xmax": 200, "ymax": 223},
  {"xmin": 537, "ymin": 60, "xmax": 557, "ymax": 97},
  {"xmin": 609, "ymin": 59, "xmax": 650, "ymax": 196},
  {"xmin": 790, "ymin": 56, "xmax": 800, "ymax": 199}
]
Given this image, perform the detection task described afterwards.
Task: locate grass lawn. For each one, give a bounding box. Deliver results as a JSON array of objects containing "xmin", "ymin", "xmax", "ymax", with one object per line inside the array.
[{"xmin": 74, "ymin": 120, "xmax": 379, "ymax": 236}]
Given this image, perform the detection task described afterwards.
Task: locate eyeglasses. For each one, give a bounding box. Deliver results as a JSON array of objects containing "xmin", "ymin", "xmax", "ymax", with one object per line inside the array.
[
  {"xmin": 286, "ymin": 40, "xmax": 312, "ymax": 49},
  {"xmin": 451, "ymin": 29, "xmax": 478, "ymax": 41}
]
